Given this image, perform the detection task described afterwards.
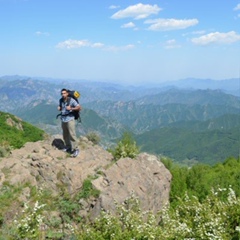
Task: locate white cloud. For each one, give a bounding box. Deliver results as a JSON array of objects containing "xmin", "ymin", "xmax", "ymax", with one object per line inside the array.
[
  {"xmin": 121, "ymin": 22, "xmax": 135, "ymax": 28},
  {"xmin": 233, "ymin": 3, "xmax": 240, "ymax": 10},
  {"xmin": 191, "ymin": 31, "xmax": 240, "ymax": 45},
  {"xmin": 111, "ymin": 3, "xmax": 161, "ymax": 20},
  {"xmin": 35, "ymin": 31, "xmax": 49, "ymax": 36},
  {"xmin": 109, "ymin": 5, "xmax": 120, "ymax": 10},
  {"xmin": 145, "ymin": 18, "xmax": 198, "ymax": 31},
  {"xmin": 56, "ymin": 39, "xmax": 134, "ymax": 52},
  {"xmin": 91, "ymin": 42, "xmax": 105, "ymax": 48},
  {"xmin": 56, "ymin": 39, "xmax": 104, "ymax": 49}
]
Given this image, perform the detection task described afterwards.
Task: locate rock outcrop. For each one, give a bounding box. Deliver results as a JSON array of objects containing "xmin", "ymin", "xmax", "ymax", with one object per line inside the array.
[
  {"xmin": 0, "ymin": 136, "xmax": 172, "ymax": 219},
  {"xmin": 91, "ymin": 152, "xmax": 171, "ymax": 217}
]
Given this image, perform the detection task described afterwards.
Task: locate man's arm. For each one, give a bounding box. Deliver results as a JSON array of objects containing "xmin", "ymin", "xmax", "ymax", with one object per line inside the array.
[
  {"xmin": 66, "ymin": 98, "xmax": 81, "ymax": 111},
  {"xmin": 70, "ymin": 105, "xmax": 81, "ymax": 111}
]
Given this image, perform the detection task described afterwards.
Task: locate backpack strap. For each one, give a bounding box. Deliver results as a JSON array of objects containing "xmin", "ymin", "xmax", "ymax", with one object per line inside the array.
[
  {"xmin": 56, "ymin": 98, "xmax": 65, "ymax": 119},
  {"xmin": 58, "ymin": 97, "xmax": 71, "ymax": 109},
  {"xmin": 58, "ymin": 98, "xmax": 63, "ymax": 110},
  {"xmin": 56, "ymin": 97, "xmax": 73, "ymax": 119},
  {"xmin": 66, "ymin": 97, "xmax": 71, "ymax": 106}
]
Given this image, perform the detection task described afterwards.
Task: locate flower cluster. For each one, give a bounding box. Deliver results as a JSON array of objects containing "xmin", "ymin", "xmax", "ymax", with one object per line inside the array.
[
  {"xmin": 159, "ymin": 187, "xmax": 240, "ymax": 239},
  {"xmin": 14, "ymin": 201, "xmax": 46, "ymax": 239}
]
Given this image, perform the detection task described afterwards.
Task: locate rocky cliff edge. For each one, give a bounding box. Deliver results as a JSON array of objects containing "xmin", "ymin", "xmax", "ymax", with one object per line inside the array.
[{"xmin": 0, "ymin": 135, "xmax": 172, "ymax": 219}]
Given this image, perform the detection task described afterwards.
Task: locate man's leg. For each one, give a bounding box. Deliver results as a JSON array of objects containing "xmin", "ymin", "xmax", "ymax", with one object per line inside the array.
[
  {"xmin": 68, "ymin": 119, "xmax": 78, "ymax": 150},
  {"xmin": 62, "ymin": 121, "xmax": 72, "ymax": 150}
]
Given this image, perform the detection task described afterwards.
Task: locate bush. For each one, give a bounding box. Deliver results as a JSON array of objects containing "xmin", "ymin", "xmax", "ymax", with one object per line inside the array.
[
  {"xmin": 85, "ymin": 132, "xmax": 101, "ymax": 145},
  {"xmin": 77, "ymin": 188, "xmax": 240, "ymax": 239},
  {"xmin": 1, "ymin": 186, "xmax": 239, "ymax": 239},
  {"xmin": 13, "ymin": 201, "xmax": 46, "ymax": 239},
  {"xmin": 77, "ymin": 194, "xmax": 161, "ymax": 240},
  {"xmin": 159, "ymin": 188, "xmax": 240, "ymax": 239},
  {"xmin": 108, "ymin": 132, "xmax": 139, "ymax": 161}
]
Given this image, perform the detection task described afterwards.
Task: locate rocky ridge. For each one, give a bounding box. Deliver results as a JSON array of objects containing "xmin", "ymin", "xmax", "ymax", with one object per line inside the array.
[{"xmin": 0, "ymin": 135, "xmax": 172, "ymax": 219}]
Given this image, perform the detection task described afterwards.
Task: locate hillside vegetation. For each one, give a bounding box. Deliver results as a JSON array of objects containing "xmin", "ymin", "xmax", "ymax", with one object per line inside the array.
[
  {"xmin": 0, "ymin": 111, "xmax": 45, "ymax": 156},
  {"xmin": 136, "ymin": 117, "xmax": 240, "ymax": 165},
  {"xmin": 0, "ymin": 134, "xmax": 239, "ymax": 239}
]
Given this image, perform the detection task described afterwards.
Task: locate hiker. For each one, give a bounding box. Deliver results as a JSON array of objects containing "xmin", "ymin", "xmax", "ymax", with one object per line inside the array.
[{"xmin": 57, "ymin": 88, "xmax": 81, "ymax": 157}]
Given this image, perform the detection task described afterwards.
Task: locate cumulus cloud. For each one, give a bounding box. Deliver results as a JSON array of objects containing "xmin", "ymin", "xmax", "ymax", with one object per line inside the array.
[
  {"xmin": 121, "ymin": 22, "xmax": 136, "ymax": 28},
  {"xmin": 111, "ymin": 3, "xmax": 161, "ymax": 20},
  {"xmin": 56, "ymin": 39, "xmax": 104, "ymax": 49},
  {"xmin": 191, "ymin": 31, "xmax": 240, "ymax": 45},
  {"xmin": 145, "ymin": 18, "xmax": 199, "ymax": 31}
]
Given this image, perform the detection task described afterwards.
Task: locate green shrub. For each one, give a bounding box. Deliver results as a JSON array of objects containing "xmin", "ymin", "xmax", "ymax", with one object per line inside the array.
[
  {"xmin": 77, "ymin": 178, "xmax": 100, "ymax": 199},
  {"xmin": 0, "ymin": 146, "xmax": 9, "ymax": 158},
  {"xmin": 108, "ymin": 132, "xmax": 139, "ymax": 161},
  {"xmin": 1, "ymin": 185, "xmax": 239, "ymax": 239},
  {"xmin": 159, "ymin": 188, "xmax": 240, "ymax": 239},
  {"xmin": 55, "ymin": 177, "xmax": 100, "ymax": 227},
  {"xmin": 85, "ymin": 132, "xmax": 101, "ymax": 145},
  {"xmin": 77, "ymin": 194, "xmax": 161, "ymax": 240},
  {"xmin": 13, "ymin": 201, "xmax": 46, "ymax": 239},
  {"xmin": 77, "ymin": 189, "xmax": 240, "ymax": 239}
]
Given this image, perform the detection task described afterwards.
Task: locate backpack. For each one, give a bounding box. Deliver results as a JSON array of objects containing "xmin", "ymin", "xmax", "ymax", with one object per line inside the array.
[{"xmin": 56, "ymin": 90, "xmax": 82, "ymax": 122}]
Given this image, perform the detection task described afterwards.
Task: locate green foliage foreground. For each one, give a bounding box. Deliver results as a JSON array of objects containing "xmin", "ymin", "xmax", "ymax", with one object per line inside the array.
[
  {"xmin": 77, "ymin": 189, "xmax": 240, "ymax": 240},
  {"xmin": 3, "ymin": 189, "xmax": 239, "ymax": 239}
]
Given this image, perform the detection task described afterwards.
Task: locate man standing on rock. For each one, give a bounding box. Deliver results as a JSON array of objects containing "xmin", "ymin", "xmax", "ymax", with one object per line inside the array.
[{"xmin": 57, "ymin": 88, "xmax": 81, "ymax": 157}]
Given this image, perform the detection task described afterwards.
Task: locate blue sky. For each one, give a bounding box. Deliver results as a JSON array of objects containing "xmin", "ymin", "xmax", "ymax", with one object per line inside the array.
[{"xmin": 1, "ymin": 0, "xmax": 240, "ymax": 84}]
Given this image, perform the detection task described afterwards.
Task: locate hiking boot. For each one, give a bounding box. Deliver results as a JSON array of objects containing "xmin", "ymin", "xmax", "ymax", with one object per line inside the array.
[{"xmin": 71, "ymin": 149, "xmax": 79, "ymax": 158}]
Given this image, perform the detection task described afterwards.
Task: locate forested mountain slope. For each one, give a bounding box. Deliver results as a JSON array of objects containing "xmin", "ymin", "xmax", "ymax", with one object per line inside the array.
[{"xmin": 135, "ymin": 122, "xmax": 240, "ymax": 165}]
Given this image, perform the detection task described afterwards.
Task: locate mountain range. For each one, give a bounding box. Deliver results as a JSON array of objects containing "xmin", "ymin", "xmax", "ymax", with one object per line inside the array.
[{"xmin": 0, "ymin": 75, "xmax": 239, "ymax": 165}]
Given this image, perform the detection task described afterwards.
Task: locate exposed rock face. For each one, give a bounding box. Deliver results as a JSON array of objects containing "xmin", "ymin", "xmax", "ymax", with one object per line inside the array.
[
  {"xmin": 0, "ymin": 136, "xmax": 113, "ymax": 195},
  {"xmin": 0, "ymin": 136, "xmax": 172, "ymax": 218},
  {"xmin": 91, "ymin": 153, "xmax": 171, "ymax": 217}
]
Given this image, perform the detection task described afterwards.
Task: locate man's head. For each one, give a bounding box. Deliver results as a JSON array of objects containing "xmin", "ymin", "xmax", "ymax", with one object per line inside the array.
[{"xmin": 61, "ymin": 88, "xmax": 68, "ymax": 99}]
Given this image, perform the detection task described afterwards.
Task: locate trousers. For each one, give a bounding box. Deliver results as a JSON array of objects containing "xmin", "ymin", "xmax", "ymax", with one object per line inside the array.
[{"xmin": 61, "ymin": 119, "xmax": 78, "ymax": 150}]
